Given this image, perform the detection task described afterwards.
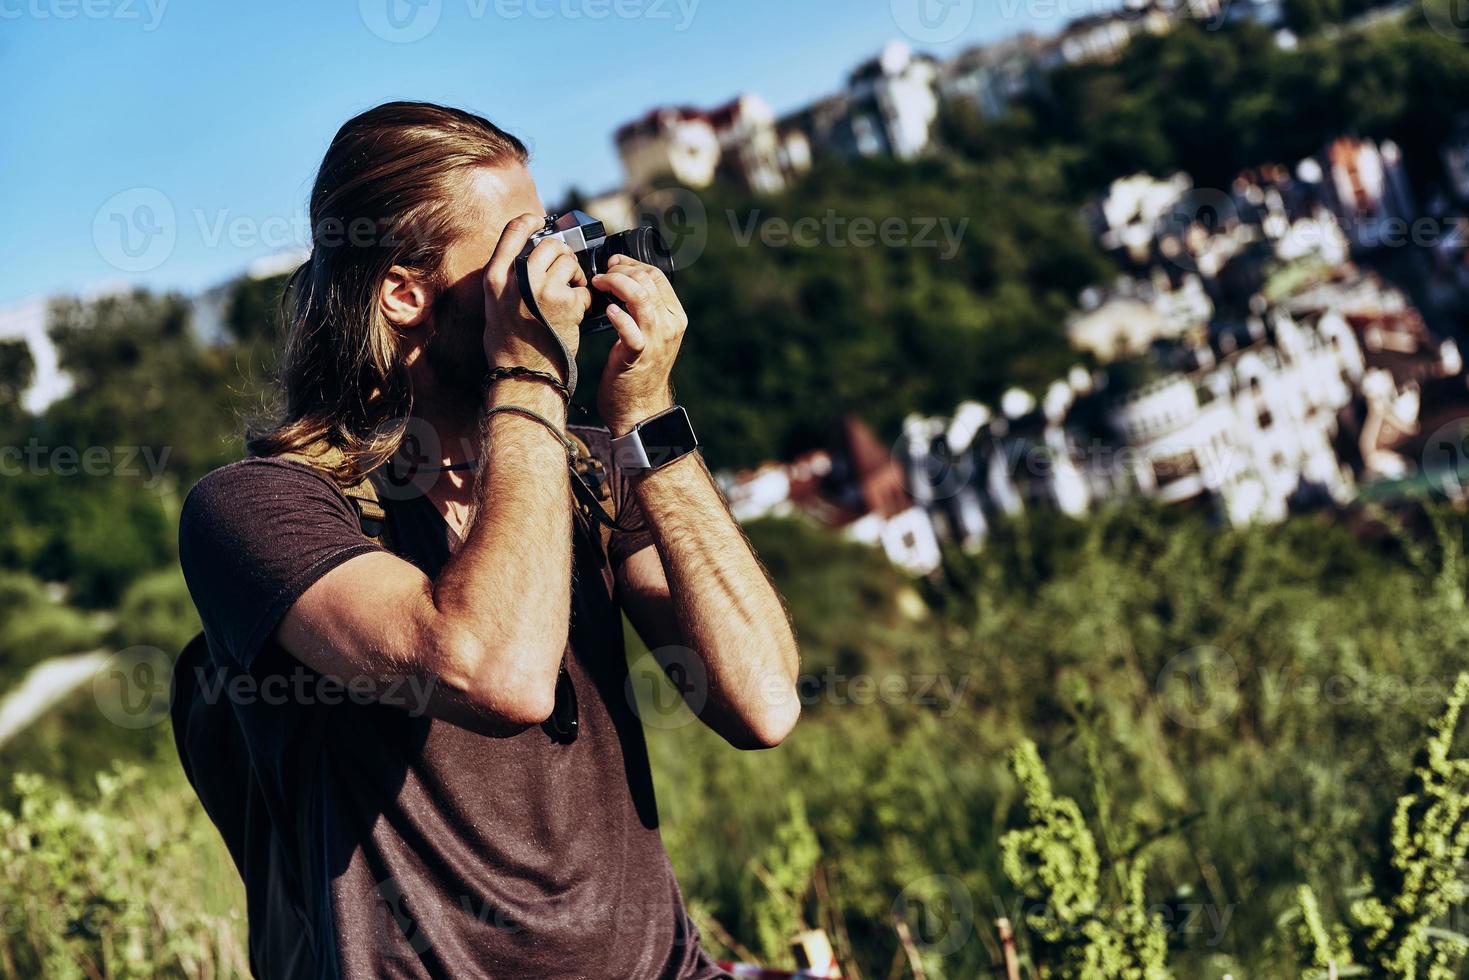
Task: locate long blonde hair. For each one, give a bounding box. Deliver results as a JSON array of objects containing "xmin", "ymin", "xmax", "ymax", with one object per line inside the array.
[{"xmin": 248, "ymin": 101, "xmax": 527, "ymax": 483}]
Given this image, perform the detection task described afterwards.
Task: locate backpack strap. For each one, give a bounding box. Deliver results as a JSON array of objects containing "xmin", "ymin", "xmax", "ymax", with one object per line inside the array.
[
  {"xmin": 274, "ymin": 441, "xmax": 391, "ymax": 547},
  {"xmin": 565, "ymin": 429, "xmax": 639, "ymax": 549}
]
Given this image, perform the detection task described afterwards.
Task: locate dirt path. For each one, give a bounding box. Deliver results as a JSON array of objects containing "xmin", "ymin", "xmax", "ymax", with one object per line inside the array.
[{"xmin": 0, "ymin": 651, "xmax": 110, "ymax": 748}]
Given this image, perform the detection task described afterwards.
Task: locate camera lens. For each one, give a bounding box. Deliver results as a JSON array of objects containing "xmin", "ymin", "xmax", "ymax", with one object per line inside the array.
[{"xmin": 603, "ymin": 227, "xmax": 676, "ymax": 276}]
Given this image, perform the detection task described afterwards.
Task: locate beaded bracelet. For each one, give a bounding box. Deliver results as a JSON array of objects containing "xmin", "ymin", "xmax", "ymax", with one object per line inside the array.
[{"xmin": 487, "ymin": 366, "xmax": 571, "ymax": 405}]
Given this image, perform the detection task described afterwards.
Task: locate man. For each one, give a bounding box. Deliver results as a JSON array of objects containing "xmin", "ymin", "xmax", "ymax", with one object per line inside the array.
[{"xmin": 178, "ymin": 101, "xmax": 801, "ymax": 979}]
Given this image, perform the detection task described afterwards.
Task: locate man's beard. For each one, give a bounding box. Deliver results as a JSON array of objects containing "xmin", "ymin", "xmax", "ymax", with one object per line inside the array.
[{"xmin": 422, "ymin": 289, "xmax": 490, "ymax": 402}]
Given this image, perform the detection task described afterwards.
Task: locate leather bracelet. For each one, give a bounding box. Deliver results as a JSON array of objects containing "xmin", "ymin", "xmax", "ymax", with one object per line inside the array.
[
  {"xmin": 484, "ymin": 405, "xmax": 577, "ymax": 463},
  {"xmin": 487, "ymin": 366, "xmax": 571, "ymax": 405}
]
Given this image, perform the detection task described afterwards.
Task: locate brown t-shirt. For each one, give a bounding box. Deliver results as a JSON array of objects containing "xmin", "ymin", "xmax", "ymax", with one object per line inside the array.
[{"xmin": 178, "ymin": 427, "xmax": 724, "ymax": 980}]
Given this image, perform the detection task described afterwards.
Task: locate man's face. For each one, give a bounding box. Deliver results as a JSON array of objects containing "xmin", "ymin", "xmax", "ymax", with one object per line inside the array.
[{"xmin": 421, "ymin": 162, "xmax": 544, "ymax": 397}]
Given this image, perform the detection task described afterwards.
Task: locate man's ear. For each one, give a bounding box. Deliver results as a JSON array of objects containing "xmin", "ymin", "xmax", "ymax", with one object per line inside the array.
[{"xmin": 380, "ymin": 265, "xmax": 433, "ymax": 329}]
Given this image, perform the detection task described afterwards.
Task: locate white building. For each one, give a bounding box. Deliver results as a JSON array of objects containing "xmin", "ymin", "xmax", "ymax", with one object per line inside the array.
[
  {"xmin": 707, "ymin": 94, "xmax": 793, "ymax": 195},
  {"xmin": 1096, "ymin": 172, "xmax": 1194, "ymax": 263},
  {"xmin": 613, "ymin": 94, "xmax": 804, "ymax": 195},
  {"xmin": 844, "ymin": 42, "xmax": 940, "ymax": 161},
  {"xmin": 903, "ymin": 305, "xmax": 1370, "ymax": 541},
  {"xmin": 1106, "ymin": 310, "xmax": 1363, "ymax": 524},
  {"xmin": 614, "ymin": 107, "xmax": 722, "ymax": 191},
  {"xmin": 1038, "ymin": 7, "xmax": 1171, "ymax": 70}
]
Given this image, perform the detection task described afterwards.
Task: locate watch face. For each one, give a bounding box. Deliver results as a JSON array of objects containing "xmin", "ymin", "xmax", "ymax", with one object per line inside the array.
[{"xmin": 637, "ymin": 408, "xmax": 698, "ymax": 467}]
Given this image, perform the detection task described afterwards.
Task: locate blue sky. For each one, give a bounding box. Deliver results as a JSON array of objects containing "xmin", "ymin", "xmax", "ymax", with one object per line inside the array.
[{"xmin": 0, "ymin": 0, "xmax": 1113, "ymax": 306}]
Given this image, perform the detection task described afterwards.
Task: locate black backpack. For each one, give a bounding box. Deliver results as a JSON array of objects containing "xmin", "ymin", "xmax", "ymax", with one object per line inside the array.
[{"xmin": 171, "ymin": 442, "xmax": 391, "ymax": 978}]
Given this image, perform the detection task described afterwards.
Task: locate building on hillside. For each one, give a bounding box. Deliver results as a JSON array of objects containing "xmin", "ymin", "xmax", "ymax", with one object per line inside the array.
[
  {"xmin": 614, "ymin": 94, "xmax": 804, "ymax": 195},
  {"xmin": 1343, "ymin": 307, "xmax": 1463, "ymax": 479},
  {"xmin": 720, "ymin": 416, "xmax": 942, "ymax": 574},
  {"xmin": 614, "ymin": 107, "xmax": 722, "ymax": 191},
  {"xmin": 1308, "ymin": 137, "xmax": 1418, "ymax": 248},
  {"xmin": 939, "ymin": 34, "xmax": 1046, "ymax": 119},
  {"xmin": 1068, "ymin": 272, "xmax": 1213, "ymax": 362},
  {"xmin": 1092, "ymin": 172, "xmax": 1194, "ymax": 265},
  {"xmin": 707, "ymin": 94, "xmax": 793, "ymax": 194},
  {"xmin": 1037, "ymin": 6, "xmax": 1171, "ymax": 70},
  {"xmin": 1167, "ymin": 0, "xmax": 1227, "ymax": 21},
  {"xmin": 900, "ymin": 401, "xmax": 1023, "ymax": 551},
  {"xmin": 1068, "ymin": 294, "xmax": 1172, "ymax": 363},
  {"xmin": 902, "ymin": 306, "xmax": 1373, "ymax": 538},
  {"xmin": 0, "ymin": 296, "xmax": 67, "ymax": 413},
  {"xmin": 776, "ymin": 95, "xmax": 850, "ymax": 169},
  {"xmin": 1106, "ymin": 310, "xmax": 1363, "ymax": 523},
  {"xmin": 774, "ymin": 44, "xmax": 942, "ymax": 166},
  {"xmin": 843, "ymin": 41, "xmax": 941, "ymax": 161}
]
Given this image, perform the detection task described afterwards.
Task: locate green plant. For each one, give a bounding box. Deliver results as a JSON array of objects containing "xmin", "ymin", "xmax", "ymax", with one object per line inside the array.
[
  {"xmin": 0, "ymin": 765, "xmax": 247, "ymax": 980},
  {"xmin": 1000, "ymin": 739, "xmax": 1171, "ymax": 979},
  {"xmin": 1293, "ymin": 672, "xmax": 1469, "ymax": 979}
]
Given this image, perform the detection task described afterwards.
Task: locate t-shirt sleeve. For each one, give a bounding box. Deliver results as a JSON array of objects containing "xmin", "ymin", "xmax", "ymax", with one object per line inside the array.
[
  {"xmin": 178, "ymin": 458, "xmax": 383, "ymax": 670},
  {"xmin": 608, "ymin": 469, "xmax": 656, "ymax": 570}
]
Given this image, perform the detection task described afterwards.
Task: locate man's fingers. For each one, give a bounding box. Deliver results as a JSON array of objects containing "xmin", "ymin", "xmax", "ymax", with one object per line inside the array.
[
  {"xmin": 526, "ymin": 238, "xmax": 576, "ymax": 281},
  {"xmin": 484, "ymin": 213, "xmax": 546, "ymax": 290},
  {"xmin": 608, "ymin": 254, "xmax": 678, "ymax": 308},
  {"xmin": 605, "ymin": 304, "xmax": 645, "ymax": 370},
  {"xmin": 592, "ymin": 271, "xmax": 658, "ymax": 319},
  {"xmin": 544, "ymin": 249, "xmax": 586, "ymax": 289}
]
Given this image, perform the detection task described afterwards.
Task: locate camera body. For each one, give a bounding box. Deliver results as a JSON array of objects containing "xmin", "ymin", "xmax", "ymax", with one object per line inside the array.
[{"xmin": 516, "ymin": 210, "xmax": 676, "ymax": 334}]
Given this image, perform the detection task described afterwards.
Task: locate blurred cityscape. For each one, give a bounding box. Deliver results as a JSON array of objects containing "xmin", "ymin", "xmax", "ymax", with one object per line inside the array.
[
  {"xmin": 722, "ymin": 135, "xmax": 1469, "ymax": 574},
  {"xmin": 577, "ymin": 0, "xmax": 1469, "ymax": 575},
  {"xmin": 4, "ymin": 0, "xmax": 1467, "ymax": 585}
]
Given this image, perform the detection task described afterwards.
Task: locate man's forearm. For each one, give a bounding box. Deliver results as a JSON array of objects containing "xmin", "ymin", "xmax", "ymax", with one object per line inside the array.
[
  {"xmin": 632, "ymin": 452, "xmax": 800, "ymax": 746},
  {"xmin": 430, "ymin": 380, "xmax": 573, "ymax": 712}
]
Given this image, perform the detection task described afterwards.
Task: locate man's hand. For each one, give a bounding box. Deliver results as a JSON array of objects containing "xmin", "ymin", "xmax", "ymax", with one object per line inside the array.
[
  {"xmin": 482, "ymin": 212, "xmax": 591, "ymax": 381},
  {"xmin": 592, "ymin": 253, "xmax": 688, "ymax": 436}
]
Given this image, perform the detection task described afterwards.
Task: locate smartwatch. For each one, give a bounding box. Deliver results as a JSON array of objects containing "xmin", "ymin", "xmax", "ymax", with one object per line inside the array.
[{"xmin": 611, "ymin": 406, "xmax": 699, "ymax": 472}]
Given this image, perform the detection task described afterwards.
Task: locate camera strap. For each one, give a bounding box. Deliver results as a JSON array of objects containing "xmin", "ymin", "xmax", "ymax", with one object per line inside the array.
[
  {"xmin": 515, "ymin": 261, "xmax": 579, "ymax": 400},
  {"xmin": 513, "ymin": 261, "xmax": 646, "ymax": 536}
]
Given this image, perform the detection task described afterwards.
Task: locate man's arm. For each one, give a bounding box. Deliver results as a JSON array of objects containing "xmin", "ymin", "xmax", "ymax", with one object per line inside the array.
[
  {"xmin": 274, "ymin": 215, "xmax": 591, "ymax": 728},
  {"xmin": 276, "ymin": 381, "xmax": 573, "ymax": 726},
  {"xmin": 592, "ymin": 254, "xmax": 801, "ymax": 749},
  {"xmin": 617, "ymin": 457, "xmax": 801, "ymax": 749}
]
